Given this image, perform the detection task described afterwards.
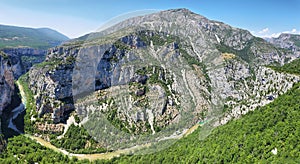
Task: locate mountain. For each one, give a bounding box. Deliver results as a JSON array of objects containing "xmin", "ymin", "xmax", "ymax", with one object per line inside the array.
[
  {"xmin": 0, "ymin": 24, "xmax": 69, "ymax": 49},
  {"xmin": 21, "ymin": 8, "xmax": 300, "ymax": 149},
  {"xmin": 268, "ymin": 33, "xmax": 300, "ymax": 54},
  {"xmin": 0, "ymin": 25, "xmax": 69, "ymax": 114},
  {"xmin": 2, "ymin": 8, "xmax": 300, "ymax": 162}
]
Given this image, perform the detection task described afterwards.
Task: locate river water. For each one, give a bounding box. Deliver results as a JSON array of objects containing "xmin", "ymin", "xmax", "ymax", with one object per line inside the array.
[
  {"xmin": 8, "ymin": 103, "xmax": 25, "ymax": 134},
  {"xmin": 1, "ymin": 84, "xmax": 25, "ymax": 139}
]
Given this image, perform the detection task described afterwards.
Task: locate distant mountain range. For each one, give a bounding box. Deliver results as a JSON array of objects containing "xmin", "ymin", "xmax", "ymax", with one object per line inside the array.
[
  {"xmin": 0, "ymin": 24, "xmax": 69, "ymax": 49},
  {"xmin": 267, "ymin": 33, "xmax": 300, "ymax": 53}
]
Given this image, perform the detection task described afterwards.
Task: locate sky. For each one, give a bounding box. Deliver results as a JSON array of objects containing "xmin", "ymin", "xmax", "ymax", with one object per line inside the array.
[{"xmin": 0, "ymin": 0, "xmax": 299, "ymax": 38}]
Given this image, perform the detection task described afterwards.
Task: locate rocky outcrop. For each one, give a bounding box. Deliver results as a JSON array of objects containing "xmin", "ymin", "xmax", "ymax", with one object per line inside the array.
[
  {"xmin": 2, "ymin": 48, "xmax": 46, "ymax": 74},
  {"xmin": 0, "ymin": 48, "xmax": 46, "ymax": 114},
  {"xmin": 0, "ymin": 52, "xmax": 15, "ymax": 114},
  {"xmin": 35, "ymin": 122, "xmax": 64, "ymax": 132},
  {"xmin": 28, "ymin": 46, "xmax": 77, "ymax": 123},
  {"xmin": 215, "ymin": 62, "xmax": 300, "ymax": 125}
]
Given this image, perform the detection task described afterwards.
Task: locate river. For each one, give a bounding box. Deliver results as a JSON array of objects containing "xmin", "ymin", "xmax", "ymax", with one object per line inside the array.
[{"xmin": 1, "ymin": 83, "xmax": 25, "ymax": 139}]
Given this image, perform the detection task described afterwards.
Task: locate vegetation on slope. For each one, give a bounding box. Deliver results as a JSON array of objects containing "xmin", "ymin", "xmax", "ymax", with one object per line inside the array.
[
  {"xmin": 0, "ymin": 25, "xmax": 69, "ymax": 49},
  {"xmin": 0, "ymin": 135, "xmax": 77, "ymax": 163},
  {"xmin": 269, "ymin": 58, "xmax": 300, "ymax": 75},
  {"xmin": 17, "ymin": 73, "xmax": 38, "ymax": 134},
  {"xmin": 1, "ymin": 30, "xmax": 300, "ymax": 163},
  {"xmin": 102, "ymin": 61, "xmax": 300, "ymax": 163},
  {"xmin": 4, "ymin": 79, "xmax": 300, "ymax": 164},
  {"xmin": 107, "ymin": 82, "xmax": 300, "ymax": 163},
  {"xmin": 51, "ymin": 124, "xmax": 107, "ymax": 154},
  {"xmin": 288, "ymin": 34, "xmax": 300, "ymax": 48}
]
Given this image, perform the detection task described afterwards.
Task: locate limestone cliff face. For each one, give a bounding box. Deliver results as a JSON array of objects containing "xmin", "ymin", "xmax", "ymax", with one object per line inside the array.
[
  {"xmin": 2, "ymin": 48, "xmax": 46, "ymax": 74},
  {"xmin": 25, "ymin": 9, "xmax": 300, "ymax": 135},
  {"xmin": 28, "ymin": 46, "xmax": 77, "ymax": 123},
  {"xmin": 0, "ymin": 48, "xmax": 46, "ymax": 115},
  {"xmin": 0, "ymin": 52, "xmax": 15, "ymax": 114}
]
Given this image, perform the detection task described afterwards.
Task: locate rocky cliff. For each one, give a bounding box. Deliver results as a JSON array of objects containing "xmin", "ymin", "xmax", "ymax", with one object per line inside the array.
[
  {"xmin": 0, "ymin": 23, "xmax": 69, "ymax": 116},
  {"xmin": 0, "ymin": 51, "xmax": 15, "ymax": 115},
  {"xmin": 23, "ymin": 9, "xmax": 300, "ymax": 148},
  {"xmin": 2, "ymin": 48, "xmax": 46, "ymax": 78},
  {"xmin": 0, "ymin": 48, "xmax": 46, "ymax": 114}
]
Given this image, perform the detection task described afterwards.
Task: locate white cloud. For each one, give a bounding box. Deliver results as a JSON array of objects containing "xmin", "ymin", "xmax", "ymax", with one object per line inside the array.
[
  {"xmin": 258, "ymin": 28, "xmax": 269, "ymax": 34},
  {"xmin": 252, "ymin": 28, "xmax": 300, "ymax": 38},
  {"xmin": 291, "ymin": 29, "xmax": 297, "ymax": 33},
  {"xmin": 283, "ymin": 29, "xmax": 299, "ymax": 35}
]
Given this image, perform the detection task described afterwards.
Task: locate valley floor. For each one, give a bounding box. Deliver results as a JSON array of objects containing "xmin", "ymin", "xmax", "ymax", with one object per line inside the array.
[{"xmin": 24, "ymin": 122, "xmax": 202, "ymax": 161}]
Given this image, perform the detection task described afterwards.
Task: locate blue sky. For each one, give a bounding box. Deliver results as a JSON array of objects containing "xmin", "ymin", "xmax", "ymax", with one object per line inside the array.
[{"xmin": 0, "ymin": 0, "xmax": 299, "ymax": 38}]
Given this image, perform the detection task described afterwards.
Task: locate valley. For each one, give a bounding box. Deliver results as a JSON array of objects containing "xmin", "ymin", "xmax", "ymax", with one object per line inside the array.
[{"xmin": 0, "ymin": 8, "xmax": 300, "ymax": 163}]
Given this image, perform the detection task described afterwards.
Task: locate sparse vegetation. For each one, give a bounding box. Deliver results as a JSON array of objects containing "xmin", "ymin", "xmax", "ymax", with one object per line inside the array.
[
  {"xmin": 34, "ymin": 58, "xmax": 62, "ymax": 69},
  {"xmin": 179, "ymin": 48, "xmax": 211, "ymax": 91},
  {"xmin": 215, "ymin": 41, "xmax": 255, "ymax": 63},
  {"xmin": 138, "ymin": 30, "xmax": 179, "ymax": 46},
  {"xmin": 0, "ymin": 51, "xmax": 9, "ymax": 60},
  {"xmin": 290, "ymin": 35, "xmax": 300, "ymax": 48}
]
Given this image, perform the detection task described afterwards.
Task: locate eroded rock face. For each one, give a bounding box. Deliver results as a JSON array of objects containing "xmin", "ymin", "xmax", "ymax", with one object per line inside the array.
[
  {"xmin": 2, "ymin": 48, "xmax": 46, "ymax": 75},
  {"xmin": 0, "ymin": 48, "xmax": 46, "ymax": 114},
  {"xmin": 0, "ymin": 53, "xmax": 15, "ymax": 114},
  {"xmin": 28, "ymin": 46, "xmax": 77, "ymax": 123}
]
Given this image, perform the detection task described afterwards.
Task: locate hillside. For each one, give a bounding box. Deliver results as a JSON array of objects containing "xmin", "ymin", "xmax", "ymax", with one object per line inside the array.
[
  {"xmin": 113, "ymin": 81, "xmax": 300, "ymax": 163},
  {"xmin": 1, "ymin": 50, "xmax": 300, "ymax": 163},
  {"xmin": 0, "ymin": 24, "xmax": 69, "ymax": 49},
  {"xmin": 109, "ymin": 56, "xmax": 300, "ymax": 163},
  {"xmin": 1, "ymin": 8, "xmax": 300, "ymax": 163}
]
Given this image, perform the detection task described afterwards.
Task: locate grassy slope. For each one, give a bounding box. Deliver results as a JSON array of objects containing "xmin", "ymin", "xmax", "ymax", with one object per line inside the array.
[{"xmin": 0, "ymin": 135, "xmax": 78, "ymax": 163}]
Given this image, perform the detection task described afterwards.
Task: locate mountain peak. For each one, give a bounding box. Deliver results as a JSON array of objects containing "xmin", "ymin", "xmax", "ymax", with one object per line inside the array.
[
  {"xmin": 165, "ymin": 8, "xmax": 192, "ymax": 13},
  {"xmin": 160, "ymin": 8, "xmax": 200, "ymax": 17}
]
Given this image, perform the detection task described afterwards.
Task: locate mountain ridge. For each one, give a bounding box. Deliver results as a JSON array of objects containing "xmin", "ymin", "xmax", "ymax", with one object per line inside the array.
[
  {"xmin": 0, "ymin": 24, "xmax": 69, "ymax": 49},
  {"xmin": 268, "ymin": 33, "xmax": 300, "ymax": 55},
  {"xmin": 2, "ymin": 8, "xmax": 300, "ymax": 162}
]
